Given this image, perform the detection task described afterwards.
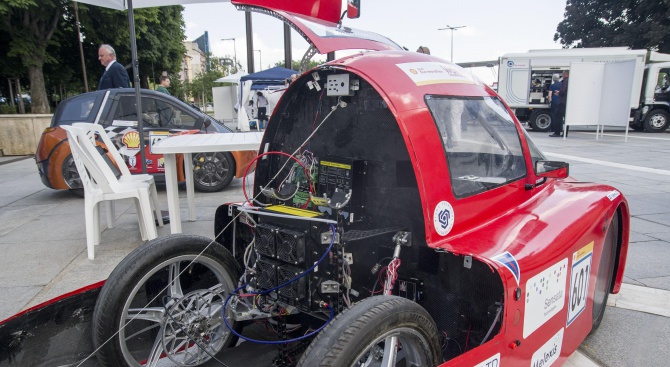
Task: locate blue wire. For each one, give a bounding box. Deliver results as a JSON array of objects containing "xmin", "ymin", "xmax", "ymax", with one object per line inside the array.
[{"xmin": 222, "ymin": 224, "xmax": 337, "ymax": 344}]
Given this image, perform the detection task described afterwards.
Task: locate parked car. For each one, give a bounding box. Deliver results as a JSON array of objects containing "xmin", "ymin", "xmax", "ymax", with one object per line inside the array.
[
  {"xmin": 91, "ymin": 4, "xmax": 630, "ymax": 367},
  {"xmin": 35, "ymin": 89, "xmax": 257, "ymax": 195}
]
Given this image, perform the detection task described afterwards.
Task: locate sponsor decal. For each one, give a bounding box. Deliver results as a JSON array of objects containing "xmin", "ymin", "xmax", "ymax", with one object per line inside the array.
[
  {"xmin": 567, "ymin": 242, "xmax": 593, "ymax": 326},
  {"xmin": 523, "ymin": 259, "xmax": 568, "ymax": 338},
  {"xmin": 433, "ymin": 201, "xmax": 455, "ymax": 236},
  {"xmin": 128, "ymin": 155, "xmax": 137, "ymax": 169},
  {"xmin": 146, "ymin": 159, "xmax": 153, "ymax": 168},
  {"xmin": 149, "ymin": 131, "xmax": 170, "ymax": 155},
  {"xmin": 396, "ymin": 62, "xmax": 480, "ymax": 86},
  {"xmin": 158, "ymin": 157, "xmax": 165, "ymax": 169},
  {"xmin": 530, "ymin": 328, "xmax": 563, "ymax": 367},
  {"xmin": 122, "ymin": 131, "xmax": 140, "ymax": 150},
  {"xmin": 607, "ymin": 190, "xmax": 620, "ymax": 201},
  {"xmin": 474, "ymin": 353, "xmax": 500, "ymax": 367},
  {"xmin": 492, "ymin": 251, "xmax": 520, "ymax": 285}
]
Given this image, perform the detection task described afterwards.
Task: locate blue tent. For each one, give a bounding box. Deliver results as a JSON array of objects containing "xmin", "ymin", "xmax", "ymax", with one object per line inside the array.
[{"xmin": 240, "ymin": 66, "xmax": 297, "ymax": 90}]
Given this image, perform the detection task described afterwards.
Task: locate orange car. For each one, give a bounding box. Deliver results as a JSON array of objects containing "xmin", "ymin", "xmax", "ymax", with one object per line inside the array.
[{"xmin": 35, "ymin": 89, "xmax": 256, "ymax": 195}]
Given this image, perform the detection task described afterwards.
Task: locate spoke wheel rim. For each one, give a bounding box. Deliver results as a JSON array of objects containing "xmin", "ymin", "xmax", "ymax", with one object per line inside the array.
[
  {"xmin": 193, "ymin": 153, "xmax": 229, "ymax": 188},
  {"xmin": 62, "ymin": 154, "xmax": 82, "ymax": 189},
  {"xmin": 353, "ymin": 327, "xmax": 430, "ymax": 367},
  {"xmin": 119, "ymin": 255, "xmax": 235, "ymax": 367}
]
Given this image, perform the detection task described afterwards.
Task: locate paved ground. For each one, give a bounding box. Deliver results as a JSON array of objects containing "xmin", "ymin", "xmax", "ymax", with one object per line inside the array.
[{"xmin": 0, "ymin": 126, "xmax": 668, "ymax": 366}]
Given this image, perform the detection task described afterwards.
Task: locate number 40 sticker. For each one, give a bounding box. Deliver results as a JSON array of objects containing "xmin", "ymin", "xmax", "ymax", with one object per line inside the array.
[{"xmin": 567, "ymin": 242, "xmax": 594, "ymax": 326}]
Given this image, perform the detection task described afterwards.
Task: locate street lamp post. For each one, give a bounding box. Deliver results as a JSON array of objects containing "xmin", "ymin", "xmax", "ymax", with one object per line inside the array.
[
  {"xmin": 221, "ymin": 38, "xmax": 237, "ymax": 72},
  {"xmin": 438, "ymin": 25, "xmax": 466, "ymax": 62},
  {"xmin": 254, "ymin": 49, "xmax": 262, "ymax": 71}
]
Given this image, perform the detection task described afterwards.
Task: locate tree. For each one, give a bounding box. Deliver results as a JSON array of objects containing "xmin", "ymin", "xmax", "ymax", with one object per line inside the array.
[
  {"xmin": 1, "ymin": 0, "xmax": 66, "ymax": 113},
  {"xmin": 79, "ymin": 5, "xmax": 186, "ymax": 90},
  {"xmin": 187, "ymin": 69, "xmax": 224, "ymax": 106},
  {"xmin": 555, "ymin": 0, "xmax": 670, "ymax": 52}
]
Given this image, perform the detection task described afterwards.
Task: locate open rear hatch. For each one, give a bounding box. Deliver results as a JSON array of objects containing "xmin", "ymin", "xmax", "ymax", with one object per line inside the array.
[{"xmin": 232, "ymin": 0, "xmax": 402, "ymax": 56}]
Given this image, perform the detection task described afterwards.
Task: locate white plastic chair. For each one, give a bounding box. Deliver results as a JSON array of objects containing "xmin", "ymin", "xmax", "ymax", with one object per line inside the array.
[{"xmin": 63, "ymin": 124, "xmax": 163, "ymax": 260}]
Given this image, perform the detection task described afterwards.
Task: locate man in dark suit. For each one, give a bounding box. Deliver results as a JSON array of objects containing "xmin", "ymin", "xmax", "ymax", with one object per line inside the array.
[{"xmin": 97, "ymin": 44, "xmax": 130, "ymax": 90}]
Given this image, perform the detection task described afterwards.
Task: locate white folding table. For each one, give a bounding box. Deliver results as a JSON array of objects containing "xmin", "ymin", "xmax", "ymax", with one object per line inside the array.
[{"xmin": 152, "ymin": 132, "xmax": 263, "ymax": 233}]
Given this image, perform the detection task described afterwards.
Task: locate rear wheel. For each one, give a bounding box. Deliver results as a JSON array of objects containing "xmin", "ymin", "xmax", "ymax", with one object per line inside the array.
[
  {"xmin": 92, "ymin": 234, "xmax": 240, "ymax": 367},
  {"xmin": 298, "ymin": 296, "xmax": 441, "ymax": 367},
  {"xmin": 591, "ymin": 212, "xmax": 619, "ymax": 332},
  {"xmin": 192, "ymin": 152, "xmax": 235, "ymax": 192},
  {"xmin": 643, "ymin": 109, "xmax": 669, "ymax": 132},
  {"xmin": 62, "ymin": 153, "xmax": 84, "ymax": 197},
  {"xmin": 529, "ymin": 109, "xmax": 552, "ymax": 132}
]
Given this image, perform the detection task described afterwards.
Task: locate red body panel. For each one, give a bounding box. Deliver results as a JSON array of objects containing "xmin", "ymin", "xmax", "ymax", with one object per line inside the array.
[{"xmin": 309, "ymin": 50, "xmax": 631, "ymax": 366}]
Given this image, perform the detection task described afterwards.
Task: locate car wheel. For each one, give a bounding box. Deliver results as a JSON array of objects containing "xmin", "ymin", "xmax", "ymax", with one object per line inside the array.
[
  {"xmin": 92, "ymin": 234, "xmax": 241, "ymax": 367},
  {"xmin": 192, "ymin": 152, "xmax": 235, "ymax": 192},
  {"xmin": 591, "ymin": 212, "xmax": 619, "ymax": 332},
  {"xmin": 62, "ymin": 153, "xmax": 84, "ymax": 197},
  {"xmin": 298, "ymin": 296, "xmax": 441, "ymax": 367},
  {"xmin": 529, "ymin": 109, "xmax": 552, "ymax": 132},
  {"xmin": 643, "ymin": 109, "xmax": 669, "ymax": 132}
]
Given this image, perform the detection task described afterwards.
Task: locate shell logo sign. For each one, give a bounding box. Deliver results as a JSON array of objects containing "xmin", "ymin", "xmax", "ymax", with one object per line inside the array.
[{"xmin": 122, "ymin": 131, "xmax": 141, "ymax": 149}]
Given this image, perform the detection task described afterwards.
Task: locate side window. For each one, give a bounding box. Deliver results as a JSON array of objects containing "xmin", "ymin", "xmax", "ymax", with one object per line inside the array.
[
  {"xmin": 157, "ymin": 100, "xmax": 199, "ymax": 129},
  {"xmin": 522, "ymin": 128, "xmax": 546, "ymax": 169},
  {"xmin": 110, "ymin": 95, "xmax": 139, "ymax": 126},
  {"xmin": 109, "ymin": 96, "xmax": 198, "ymax": 130},
  {"xmin": 426, "ymin": 95, "xmax": 527, "ymax": 198}
]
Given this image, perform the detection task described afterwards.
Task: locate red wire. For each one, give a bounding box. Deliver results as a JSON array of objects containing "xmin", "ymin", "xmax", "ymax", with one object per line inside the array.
[{"xmin": 241, "ymin": 151, "xmax": 313, "ymax": 208}]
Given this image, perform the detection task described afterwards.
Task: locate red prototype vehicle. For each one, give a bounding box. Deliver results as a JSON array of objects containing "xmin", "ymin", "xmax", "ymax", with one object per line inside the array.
[{"xmin": 87, "ymin": 3, "xmax": 630, "ymax": 367}]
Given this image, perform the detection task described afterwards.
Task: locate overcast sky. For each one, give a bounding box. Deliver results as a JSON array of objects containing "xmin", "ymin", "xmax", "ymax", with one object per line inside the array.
[{"xmin": 182, "ymin": 0, "xmax": 568, "ymax": 84}]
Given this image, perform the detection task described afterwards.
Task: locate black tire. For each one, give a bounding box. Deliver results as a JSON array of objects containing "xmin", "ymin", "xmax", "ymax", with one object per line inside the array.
[
  {"xmin": 298, "ymin": 296, "xmax": 441, "ymax": 367},
  {"xmin": 529, "ymin": 109, "xmax": 552, "ymax": 132},
  {"xmin": 591, "ymin": 212, "xmax": 619, "ymax": 332},
  {"xmin": 92, "ymin": 234, "xmax": 241, "ymax": 367},
  {"xmin": 643, "ymin": 109, "xmax": 669, "ymax": 132},
  {"xmin": 192, "ymin": 151, "xmax": 235, "ymax": 192}
]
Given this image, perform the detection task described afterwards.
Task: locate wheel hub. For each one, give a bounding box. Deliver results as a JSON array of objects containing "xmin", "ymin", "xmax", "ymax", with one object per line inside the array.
[
  {"xmin": 650, "ymin": 114, "xmax": 666, "ymax": 128},
  {"xmin": 162, "ymin": 289, "xmax": 226, "ymax": 366}
]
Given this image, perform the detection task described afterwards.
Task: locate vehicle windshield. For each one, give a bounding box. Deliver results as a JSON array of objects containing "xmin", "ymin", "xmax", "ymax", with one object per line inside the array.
[{"xmin": 426, "ymin": 95, "xmax": 527, "ymax": 198}]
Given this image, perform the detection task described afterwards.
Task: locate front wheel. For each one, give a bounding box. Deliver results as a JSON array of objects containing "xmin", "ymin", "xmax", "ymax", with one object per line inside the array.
[
  {"xmin": 298, "ymin": 296, "xmax": 441, "ymax": 367},
  {"xmin": 192, "ymin": 152, "xmax": 235, "ymax": 192},
  {"xmin": 644, "ymin": 109, "xmax": 669, "ymax": 132},
  {"xmin": 529, "ymin": 109, "xmax": 552, "ymax": 132},
  {"xmin": 92, "ymin": 234, "xmax": 240, "ymax": 367}
]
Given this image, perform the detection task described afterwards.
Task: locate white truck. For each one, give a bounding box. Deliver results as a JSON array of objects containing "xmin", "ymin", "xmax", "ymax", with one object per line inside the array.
[{"xmin": 497, "ymin": 47, "xmax": 670, "ymax": 132}]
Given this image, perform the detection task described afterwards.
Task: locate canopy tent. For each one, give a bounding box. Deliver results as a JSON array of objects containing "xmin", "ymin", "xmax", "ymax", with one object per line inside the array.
[
  {"xmin": 236, "ymin": 67, "xmax": 296, "ymax": 131},
  {"xmin": 240, "ymin": 66, "xmax": 296, "ymax": 90},
  {"xmin": 214, "ymin": 71, "xmax": 249, "ymax": 84}
]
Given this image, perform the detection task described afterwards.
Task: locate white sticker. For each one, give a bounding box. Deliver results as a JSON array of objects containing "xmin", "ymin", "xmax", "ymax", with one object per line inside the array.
[
  {"xmin": 112, "ymin": 119, "xmax": 137, "ymax": 127},
  {"xmin": 607, "ymin": 190, "xmax": 620, "ymax": 201},
  {"xmin": 433, "ymin": 201, "xmax": 455, "ymax": 236},
  {"xmin": 474, "ymin": 353, "xmax": 500, "ymax": 367},
  {"xmin": 149, "ymin": 132, "xmax": 170, "ymax": 155},
  {"xmin": 530, "ymin": 328, "xmax": 563, "ymax": 367},
  {"xmin": 523, "ymin": 259, "xmax": 568, "ymax": 338},
  {"xmin": 396, "ymin": 62, "xmax": 480, "ymax": 86},
  {"xmin": 567, "ymin": 242, "xmax": 593, "ymax": 326}
]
